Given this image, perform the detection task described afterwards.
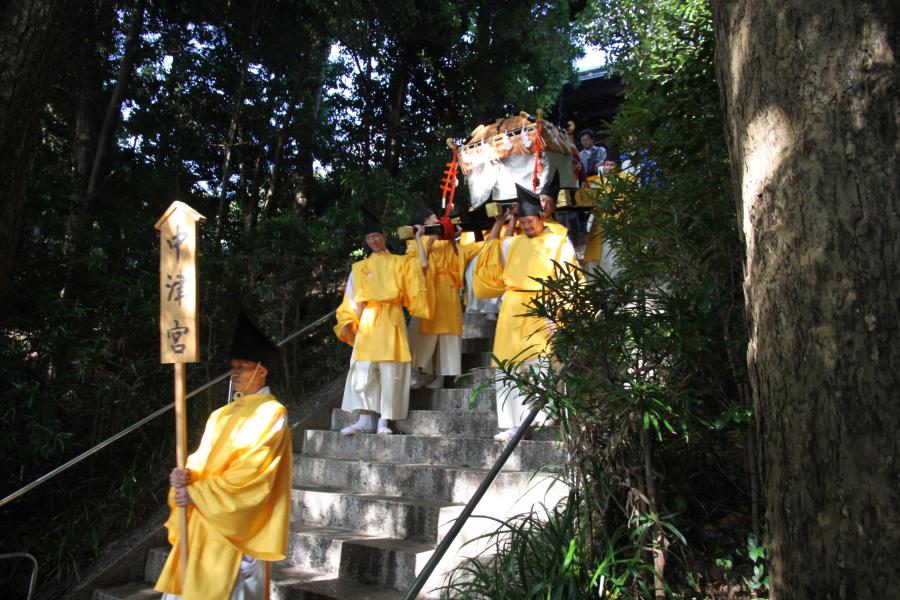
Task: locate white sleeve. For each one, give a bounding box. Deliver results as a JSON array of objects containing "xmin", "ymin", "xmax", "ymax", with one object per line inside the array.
[
  {"xmin": 346, "ymin": 272, "xmax": 363, "ymax": 318},
  {"xmin": 501, "ymin": 237, "xmax": 514, "ymax": 266}
]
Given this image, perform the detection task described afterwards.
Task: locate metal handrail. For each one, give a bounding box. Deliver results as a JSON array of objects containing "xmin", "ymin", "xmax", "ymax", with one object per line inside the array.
[
  {"xmin": 402, "ymin": 403, "xmax": 543, "ymax": 600},
  {"xmin": 0, "ymin": 552, "xmax": 38, "ymax": 600},
  {"xmin": 0, "ymin": 309, "xmax": 335, "ymax": 511}
]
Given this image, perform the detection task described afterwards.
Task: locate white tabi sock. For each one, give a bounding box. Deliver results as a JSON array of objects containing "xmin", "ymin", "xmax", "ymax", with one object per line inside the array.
[
  {"xmin": 341, "ymin": 413, "xmax": 375, "ymax": 435},
  {"xmin": 376, "ymin": 417, "xmax": 393, "ymax": 435}
]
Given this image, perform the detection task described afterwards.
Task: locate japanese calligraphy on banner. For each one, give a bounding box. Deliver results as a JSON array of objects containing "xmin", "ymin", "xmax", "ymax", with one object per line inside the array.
[{"xmin": 154, "ymin": 201, "xmax": 206, "ymax": 363}]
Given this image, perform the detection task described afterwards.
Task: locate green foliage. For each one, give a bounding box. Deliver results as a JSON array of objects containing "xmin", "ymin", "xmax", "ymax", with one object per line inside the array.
[
  {"xmin": 0, "ymin": 1, "xmax": 581, "ymax": 597},
  {"xmin": 444, "ymin": 0, "xmax": 755, "ymax": 596},
  {"xmin": 441, "ymin": 493, "xmax": 657, "ymax": 600}
]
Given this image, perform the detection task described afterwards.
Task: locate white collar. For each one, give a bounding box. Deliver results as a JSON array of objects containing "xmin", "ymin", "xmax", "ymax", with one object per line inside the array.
[{"xmin": 232, "ymin": 385, "xmax": 271, "ymax": 400}]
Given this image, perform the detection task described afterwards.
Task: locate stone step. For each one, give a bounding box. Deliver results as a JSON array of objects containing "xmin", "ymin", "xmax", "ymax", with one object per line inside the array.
[
  {"xmin": 270, "ymin": 566, "xmax": 410, "ymax": 599},
  {"xmin": 409, "ymin": 386, "xmax": 494, "ymax": 411},
  {"xmin": 461, "ymin": 337, "xmax": 492, "ymax": 353},
  {"xmin": 144, "ymin": 547, "xmax": 168, "ymax": 584},
  {"xmin": 461, "ymin": 351, "xmax": 494, "ymax": 370},
  {"xmin": 285, "ymin": 524, "xmax": 433, "ymax": 592},
  {"xmin": 300, "ymin": 430, "xmax": 563, "ymax": 470},
  {"xmin": 331, "ymin": 409, "xmax": 498, "ymax": 438},
  {"xmin": 138, "ymin": 542, "xmax": 423, "ymax": 599},
  {"xmin": 462, "ymin": 313, "xmax": 497, "ymax": 340},
  {"xmin": 447, "ymin": 367, "xmax": 495, "ymax": 390},
  {"xmin": 292, "ymin": 487, "xmax": 463, "ymax": 541},
  {"xmin": 93, "ymin": 581, "xmax": 161, "ymax": 600},
  {"xmin": 294, "ymin": 456, "xmax": 562, "ymax": 504}
]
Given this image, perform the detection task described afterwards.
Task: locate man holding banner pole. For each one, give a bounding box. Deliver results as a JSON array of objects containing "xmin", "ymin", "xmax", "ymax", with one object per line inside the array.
[{"xmin": 155, "ymin": 309, "xmax": 292, "ymax": 599}]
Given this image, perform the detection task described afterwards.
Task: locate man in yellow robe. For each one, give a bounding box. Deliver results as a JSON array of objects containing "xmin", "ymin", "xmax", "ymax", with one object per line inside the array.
[
  {"xmin": 155, "ymin": 309, "xmax": 292, "ymax": 600},
  {"xmin": 461, "ymin": 229, "xmax": 501, "ymax": 322},
  {"xmin": 474, "ymin": 185, "xmax": 579, "ymax": 441},
  {"xmin": 583, "ymin": 151, "xmax": 630, "ymax": 277},
  {"xmin": 538, "ymin": 173, "xmax": 570, "ymax": 238},
  {"xmin": 334, "ymin": 205, "xmax": 430, "ymax": 435},
  {"xmin": 405, "ymin": 203, "xmax": 466, "ymax": 388}
]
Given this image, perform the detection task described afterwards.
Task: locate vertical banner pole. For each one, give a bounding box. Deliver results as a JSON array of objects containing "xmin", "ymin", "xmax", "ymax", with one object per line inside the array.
[
  {"xmin": 174, "ymin": 361, "xmax": 188, "ymax": 581},
  {"xmin": 155, "ymin": 200, "xmax": 206, "ymax": 591}
]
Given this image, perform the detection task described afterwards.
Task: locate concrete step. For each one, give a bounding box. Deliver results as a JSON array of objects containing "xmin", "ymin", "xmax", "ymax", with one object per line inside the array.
[
  {"xmin": 138, "ymin": 543, "xmax": 422, "ymax": 599},
  {"xmin": 285, "ymin": 524, "xmax": 433, "ymax": 592},
  {"xmin": 461, "ymin": 351, "xmax": 494, "ymax": 370},
  {"xmin": 144, "ymin": 546, "xmax": 169, "ymax": 583},
  {"xmin": 331, "ymin": 409, "xmax": 498, "ymax": 438},
  {"xmin": 294, "ymin": 456, "xmax": 562, "ymax": 504},
  {"xmin": 271, "ymin": 566, "xmax": 409, "ymax": 599},
  {"xmin": 300, "ymin": 430, "xmax": 563, "ymax": 470},
  {"xmin": 144, "ymin": 547, "xmax": 168, "ymax": 585},
  {"xmin": 409, "ymin": 386, "xmax": 494, "ymax": 411},
  {"xmin": 461, "ymin": 337, "xmax": 492, "ymax": 353},
  {"xmin": 447, "ymin": 367, "xmax": 495, "ymax": 390},
  {"xmin": 93, "ymin": 581, "xmax": 161, "ymax": 600},
  {"xmin": 462, "ymin": 313, "xmax": 497, "ymax": 340},
  {"xmin": 292, "ymin": 487, "xmax": 463, "ymax": 541}
]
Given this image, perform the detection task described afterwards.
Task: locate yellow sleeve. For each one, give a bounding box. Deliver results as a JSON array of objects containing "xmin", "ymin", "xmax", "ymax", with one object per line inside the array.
[
  {"xmin": 333, "ymin": 271, "xmax": 359, "ymax": 346},
  {"xmin": 462, "ymin": 240, "xmax": 484, "ymax": 264},
  {"xmin": 442, "ymin": 242, "xmax": 466, "ymax": 290},
  {"xmin": 400, "ymin": 254, "xmax": 431, "ymax": 319},
  {"xmin": 187, "ymin": 406, "xmax": 292, "ymax": 559},
  {"xmin": 555, "ymin": 237, "xmax": 579, "ymax": 272},
  {"xmin": 454, "ymin": 244, "xmax": 466, "ymax": 288},
  {"xmin": 473, "ymin": 238, "xmax": 505, "ymax": 298}
]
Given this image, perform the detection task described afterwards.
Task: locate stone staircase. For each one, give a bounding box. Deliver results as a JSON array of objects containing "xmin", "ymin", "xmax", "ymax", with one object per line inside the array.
[{"xmin": 92, "ymin": 313, "xmax": 567, "ymax": 599}]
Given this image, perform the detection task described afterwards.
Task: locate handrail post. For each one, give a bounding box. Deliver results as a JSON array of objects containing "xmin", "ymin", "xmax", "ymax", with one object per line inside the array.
[{"xmin": 0, "ymin": 553, "xmax": 39, "ymax": 600}]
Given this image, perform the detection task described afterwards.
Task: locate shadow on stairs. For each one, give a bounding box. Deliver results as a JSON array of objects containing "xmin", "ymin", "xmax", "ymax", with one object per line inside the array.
[{"xmin": 87, "ymin": 313, "xmax": 567, "ymax": 599}]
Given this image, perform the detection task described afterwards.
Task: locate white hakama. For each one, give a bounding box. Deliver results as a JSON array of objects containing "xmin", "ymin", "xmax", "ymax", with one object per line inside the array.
[
  {"xmin": 412, "ymin": 331, "xmax": 462, "ymax": 377},
  {"xmin": 161, "ymin": 555, "xmax": 265, "ymax": 600},
  {"xmin": 341, "ymin": 359, "xmax": 411, "ymax": 420},
  {"xmin": 495, "ymin": 359, "xmax": 550, "ymax": 429}
]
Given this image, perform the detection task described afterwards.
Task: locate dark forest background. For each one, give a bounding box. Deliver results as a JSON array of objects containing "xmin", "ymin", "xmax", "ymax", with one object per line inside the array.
[
  {"xmin": 1, "ymin": 0, "xmax": 770, "ymax": 597},
  {"xmin": 1, "ymin": 1, "xmax": 583, "ymax": 596}
]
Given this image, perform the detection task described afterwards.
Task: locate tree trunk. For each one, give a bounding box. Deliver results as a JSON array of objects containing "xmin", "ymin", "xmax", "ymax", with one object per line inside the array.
[
  {"xmin": 711, "ymin": 1, "xmax": 899, "ymax": 597},
  {"xmin": 213, "ymin": 49, "xmax": 251, "ymax": 247},
  {"xmin": 242, "ymin": 143, "xmax": 265, "ymax": 250},
  {"xmin": 0, "ymin": 0, "xmax": 78, "ymax": 298},
  {"xmin": 472, "ymin": 3, "xmax": 494, "ymax": 123},
  {"xmin": 262, "ymin": 51, "xmax": 313, "ymax": 221},
  {"xmin": 70, "ymin": 0, "xmax": 145, "ymax": 252},
  {"xmin": 289, "ymin": 37, "xmax": 329, "ymax": 217},
  {"xmin": 383, "ymin": 45, "xmax": 413, "ymax": 177}
]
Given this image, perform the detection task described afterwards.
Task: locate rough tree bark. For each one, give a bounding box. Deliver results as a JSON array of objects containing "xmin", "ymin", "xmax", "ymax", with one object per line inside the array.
[
  {"xmin": 289, "ymin": 37, "xmax": 330, "ymax": 216},
  {"xmin": 0, "ymin": 0, "xmax": 77, "ymax": 298},
  {"xmin": 262, "ymin": 48, "xmax": 314, "ymax": 221},
  {"xmin": 711, "ymin": 1, "xmax": 899, "ymax": 598},
  {"xmin": 383, "ymin": 45, "xmax": 413, "ymax": 178},
  {"xmin": 213, "ymin": 49, "xmax": 251, "ymax": 247},
  {"xmin": 71, "ymin": 0, "xmax": 146, "ymax": 249}
]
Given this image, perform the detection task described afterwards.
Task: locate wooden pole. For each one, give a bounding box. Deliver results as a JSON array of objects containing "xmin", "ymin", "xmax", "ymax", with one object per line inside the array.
[
  {"xmin": 174, "ymin": 361, "xmax": 188, "ymax": 582},
  {"xmin": 155, "ymin": 200, "xmax": 205, "ymax": 590}
]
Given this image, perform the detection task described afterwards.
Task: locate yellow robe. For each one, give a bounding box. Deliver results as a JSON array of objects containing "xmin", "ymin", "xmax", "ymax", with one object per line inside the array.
[
  {"xmin": 406, "ymin": 239, "xmax": 465, "ymax": 335},
  {"xmin": 474, "ymin": 229, "xmax": 578, "ymax": 364},
  {"xmin": 583, "ymin": 173, "xmax": 632, "ymax": 263},
  {"xmin": 334, "ymin": 251, "xmax": 430, "ymax": 362},
  {"xmin": 155, "ymin": 392, "xmax": 292, "ymax": 599},
  {"xmin": 544, "ymin": 218, "xmax": 568, "ymax": 237}
]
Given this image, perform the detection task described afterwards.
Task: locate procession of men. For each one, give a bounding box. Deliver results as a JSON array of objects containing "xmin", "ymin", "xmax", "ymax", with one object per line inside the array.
[{"xmin": 155, "ymin": 117, "xmax": 621, "ymax": 597}]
